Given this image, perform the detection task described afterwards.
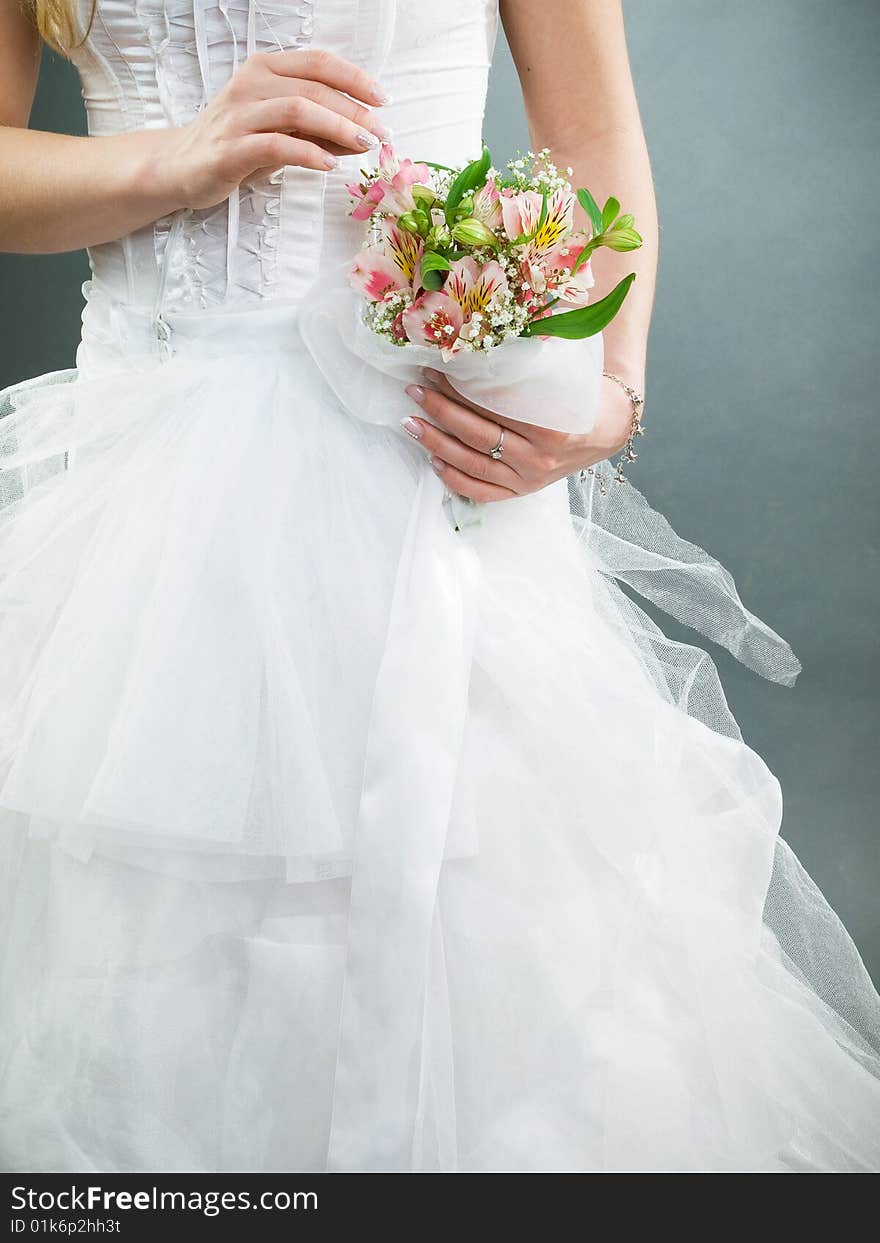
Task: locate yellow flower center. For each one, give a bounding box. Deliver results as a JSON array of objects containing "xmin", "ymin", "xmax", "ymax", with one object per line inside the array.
[{"xmin": 386, "ymin": 228, "xmax": 421, "ymax": 282}]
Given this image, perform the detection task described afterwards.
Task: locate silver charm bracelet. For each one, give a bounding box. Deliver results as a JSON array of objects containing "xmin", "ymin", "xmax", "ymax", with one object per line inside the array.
[{"xmin": 580, "ymin": 371, "xmax": 646, "ymax": 495}]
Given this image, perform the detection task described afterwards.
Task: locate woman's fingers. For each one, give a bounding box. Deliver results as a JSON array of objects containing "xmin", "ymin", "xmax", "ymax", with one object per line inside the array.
[
  {"xmin": 428, "ymin": 457, "xmax": 519, "ymax": 504},
  {"xmin": 401, "ymin": 408, "xmax": 526, "ymax": 494},
  {"xmin": 422, "ymin": 368, "xmax": 544, "ymax": 438},
  {"xmin": 252, "ymin": 79, "xmax": 390, "ymax": 136},
  {"xmin": 407, "ymin": 382, "xmax": 531, "ymax": 464},
  {"xmin": 397, "ymin": 372, "xmax": 640, "ymax": 504},
  {"xmin": 178, "ymin": 46, "xmax": 391, "ymax": 205},
  {"xmin": 263, "ymin": 48, "xmax": 388, "ymax": 106},
  {"xmin": 237, "ymin": 130, "xmax": 339, "ymax": 174},
  {"xmin": 241, "ymin": 96, "xmax": 383, "ymax": 154}
]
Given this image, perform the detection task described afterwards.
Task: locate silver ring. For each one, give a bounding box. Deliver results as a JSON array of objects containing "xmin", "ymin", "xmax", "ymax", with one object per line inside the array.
[{"xmin": 488, "ymin": 427, "xmax": 505, "ymax": 460}]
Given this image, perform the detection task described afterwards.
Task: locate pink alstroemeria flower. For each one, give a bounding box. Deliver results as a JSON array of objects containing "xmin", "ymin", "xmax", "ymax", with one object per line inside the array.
[
  {"xmin": 346, "ymin": 179, "xmax": 386, "ymax": 222},
  {"xmin": 472, "ymin": 177, "xmax": 503, "ymax": 230},
  {"xmin": 346, "ymin": 144, "xmax": 432, "ymax": 222},
  {"xmin": 376, "ymin": 142, "xmax": 432, "ymax": 215},
  {"xmin": 401, "ymin": 291, "xmax": 465, "ymax": 355},
  {"xmin": 349, "ymin": 251, "xmax": 409, "ymax": 301},
  {"xmin": 403, "ymin": 256, "xmax": 508, "ymax": 358},
  {"xmin": 500, "ymin": 187, "xmax": 576, "ymax": 260},
  {"xmin": 542, "ymin": 235, "xmax": 595, "ymax": 308},
  {"xmin": 349, "ymin": 219, "xmax": 424, "ymax": 301}
]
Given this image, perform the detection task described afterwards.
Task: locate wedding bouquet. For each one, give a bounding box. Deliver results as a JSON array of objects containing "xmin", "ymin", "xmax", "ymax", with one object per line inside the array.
[
  {"xmin": 345, "ymin": 143, "xmax": 642, "ymax": 359},
  {"xmin": 299, "ymin": 145, "xmax": 642, "ymax": 535}
]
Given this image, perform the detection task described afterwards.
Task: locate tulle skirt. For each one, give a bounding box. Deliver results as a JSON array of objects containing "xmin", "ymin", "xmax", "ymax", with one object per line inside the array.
[{"xmin": 1, "ymin": 287, "xmax": 879, "ymax": 1172}]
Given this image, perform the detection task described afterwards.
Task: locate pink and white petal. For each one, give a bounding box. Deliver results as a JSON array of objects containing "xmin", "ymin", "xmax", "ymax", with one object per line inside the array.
[
  {"xmin": 544, "ymin": 235, "xmax": 591, "ymax": 276},
  {"xmin": 383, "ymin": 184, "xmax": 417, "ymax": 216},
  {"xmin": 350, "ymin": 182, "xmax": 387, "ymax": 221},
  {"xmin": 378, "ymin": 143, "xmax": 399, "ymax": 177},
  {"xmin": 402, "ymin": 292, "xmax": 464, "ymax": 348},
  {"xmin": 471, "ymin": 258, "xmax": 508, "ymax": 307},
  {"xmin": 444, "ymin": 256, "xmax": 478, "ymax": 307},
  {"xmin": 556, "ymin": 283, "xmax": 591, "ymax": 308},
  {"xmin": 444, "ymin": 256, "xmax": 509, "ymax": 316},
  {"xmin": 500, "ymin": 189, "xmax": 542, "ymax": 241},
  {"xmin": 394, "ymin": 158, "xmax": 431, "ymax": 188},
  {"xmin": 381, "ymin": 221, "xmax": 424, "ymax": 285},
  {"xmin": 349, "ymin": 251, "xmax": 408, "ymax": 301},
  {"xmin": 474, "ymin": 179, "xmax": 503, "ymax": 228}
]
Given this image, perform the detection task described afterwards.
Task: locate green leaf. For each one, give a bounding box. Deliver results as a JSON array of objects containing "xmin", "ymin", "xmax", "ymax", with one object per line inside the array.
[
  {"xmin": 536, "ymin": 185, "xmax": 549, "ymax": 233},
  {"xmin": 421, "ymin": 251, "xmax": 452, "ymax": 276},
  {"xmin": 577, "ymin": 188, "xmax": 604, "ymax": 236},
  {"xmin": 422, "ymin": 268, "xmax": 446, "ymax": 291},
  {"xmin": 529, "ymin": 295, "xmax": 560, "ymax": 319},
  {"xmin": 602, "ymin": 196, "xmax": 621, "ymax": 231},
  {"xmin": 520, "ymin": 273, "xmax": 636, "ymax": 339},
  {"xmin": 417, "ymin": 160, "xmax": 457, "ymax": 173},
  {"xmin": 444, "ymin": 144, "xmax": 492, "ymax": 224},
  {"xmin": 570, "ymin": 238, "xmax": 599, "ymax": 275}
]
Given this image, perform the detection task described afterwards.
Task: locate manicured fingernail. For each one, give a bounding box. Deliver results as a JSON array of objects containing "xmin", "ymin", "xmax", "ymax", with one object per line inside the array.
[
  {"xmin": 355, "ymin": 130, "xmax": 379, "ymax": 150},
  {"xmin": 405, "ymin": 383, "xmax": 425, "ymax": 403},
  {"xmin": 370, "ymin": 83, "xmax": 390, "ymax": 104},
  {"xmin": 401, "ymin": 416, "xmax": 422, "ymax": 439},
  {"xmin": 371, "ymin": 120, "xmax": 393, "ymax": 140},
  {"xmin": 322, "ymin": 153, "xmax": 338, "ymax": 170},
  {"xmin": 430, "ymin": 457, "xmax": 445, "ymax": 473}
]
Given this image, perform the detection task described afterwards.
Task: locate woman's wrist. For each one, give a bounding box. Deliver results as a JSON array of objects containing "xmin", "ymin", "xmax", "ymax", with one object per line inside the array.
[
  {"xmin": 601, "ymin": 348, "xmax": 646, "ymax": 398},
  {"xmin": 120, "ymin": 128, "xmax": 192, "ymax": 220}
]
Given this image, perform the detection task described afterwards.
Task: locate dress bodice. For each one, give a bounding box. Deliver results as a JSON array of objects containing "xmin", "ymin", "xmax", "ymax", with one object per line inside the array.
[{"xmin": 69, "ymin": 0, "xmax": 499, "ymax": 316}]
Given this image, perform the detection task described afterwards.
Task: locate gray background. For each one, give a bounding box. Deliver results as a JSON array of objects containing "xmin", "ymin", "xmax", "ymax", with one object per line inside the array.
[{"xmin": 1, "ymin": 1, "xmax": 878, "ymax": 977}]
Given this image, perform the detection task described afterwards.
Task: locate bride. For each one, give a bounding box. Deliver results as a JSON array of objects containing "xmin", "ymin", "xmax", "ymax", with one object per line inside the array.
[{"xmin": 1, "ymin": 0, "xmax": 878, "ymax": 1173}]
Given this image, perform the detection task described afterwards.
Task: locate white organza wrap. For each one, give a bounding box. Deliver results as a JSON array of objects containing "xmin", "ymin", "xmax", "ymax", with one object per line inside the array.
[{"xmin": 300, "ymin": 274, "xmax": 604, "ymax": 435}]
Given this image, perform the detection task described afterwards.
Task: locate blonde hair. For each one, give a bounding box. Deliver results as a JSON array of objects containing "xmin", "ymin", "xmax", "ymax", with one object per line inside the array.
[{"xmin": 24, "ymin": 0, "xmax": 96, "ymax": 54}]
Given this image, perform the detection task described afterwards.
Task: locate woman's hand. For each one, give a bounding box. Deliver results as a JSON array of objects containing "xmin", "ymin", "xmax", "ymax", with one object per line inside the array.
[
  {"xmin": 161, "ymin": 49, "xmax": 390, "ymax": 210},
  {"xmin": 0, "ymin": 42, "xmax": 390, "ymax": 254},
  {"xmin": 401, "ymin": 369, "xmax": 636, "ymax": 503}
]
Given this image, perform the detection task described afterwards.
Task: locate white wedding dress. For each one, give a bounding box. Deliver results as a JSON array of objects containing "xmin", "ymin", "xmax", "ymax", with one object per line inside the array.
[{"xmin": 1, "ymin": 0, "xmax": 879, "ymax": 1174}]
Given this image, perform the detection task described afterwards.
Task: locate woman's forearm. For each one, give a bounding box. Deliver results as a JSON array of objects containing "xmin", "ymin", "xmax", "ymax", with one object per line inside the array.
[
  {"xmin": 0, "ymin": 126, "xmax": 183, "ymax": 254},
  {"xmin": 502, "ymin": 0, "xmax": 658, "ymax": 393},
  {"xmin": 1, "ymin": 41, "xmax": 392, "ymax": 257},
  {"xmin": 539, "ymin": 125, "xmax": 657, "ymax": 393}
]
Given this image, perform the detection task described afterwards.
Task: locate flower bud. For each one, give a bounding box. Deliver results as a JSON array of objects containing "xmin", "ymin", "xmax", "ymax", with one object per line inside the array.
[
  {"xmin": 398, "ymin": 212, "xmax": 421, "ymax": 233},
  {"xmin": 602, "ymin": 226, "xmax": 643, "ymax": 252},
  {"xmin": 411, "ymin": 184, "xmax": 436, "ymax": 211},
  {"xmin": 426, "ymin": 224, "xmax": 452, "ymax": 249},
  {"xmin": 451, "ymin": 217, "xmax": 498, "ymax": 247}
]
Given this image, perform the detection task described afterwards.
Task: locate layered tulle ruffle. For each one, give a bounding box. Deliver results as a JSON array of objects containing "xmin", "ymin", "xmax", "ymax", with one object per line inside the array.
[{"xmin": 1, "ymin": 290, "xmax": 879, "ymax": 1171}]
